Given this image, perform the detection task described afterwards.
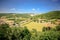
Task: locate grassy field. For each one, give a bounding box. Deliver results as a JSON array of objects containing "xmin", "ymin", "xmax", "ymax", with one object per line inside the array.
[
  {"xmin": 23, "ymin": 21, "xmax": 56, "ymax": 31},
  {"xmin": 23, "ymin": 22, "xmax": 45, "ymax": 31}
]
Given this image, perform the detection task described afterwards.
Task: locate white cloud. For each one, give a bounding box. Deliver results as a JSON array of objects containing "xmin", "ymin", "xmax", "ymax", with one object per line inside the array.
[
  {"xmin": 10, "ymin": 8, "xmax": 16, "ymax": 10},
  {"xmin": 32, "ymin": 8, "xmax": 39, "ymax": 11},
  {"xmin": 32, "ymin": 8, "xmax": 36, "ymax": 11}
]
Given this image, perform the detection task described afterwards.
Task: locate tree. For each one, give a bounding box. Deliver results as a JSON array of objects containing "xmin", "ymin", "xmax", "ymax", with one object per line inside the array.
[
  {"xmin": 20, "ymin": 27, "xmax": 31, "ymax": 40},
  {"xmin": 0, "ymin": 23, "xmax": 9, "ymax": 40},
  {"xmin": 42, "ymin": 27, "xmax": 51, "ymax": 31},
  {"xmin": 55, "ymin": 25, "xmax": 60, "ymax": 31}
]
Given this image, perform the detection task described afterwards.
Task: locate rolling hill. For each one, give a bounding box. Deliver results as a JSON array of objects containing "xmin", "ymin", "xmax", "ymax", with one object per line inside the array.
[
  {"xmin": 0, "ymin": 13, "xmax": 31, "ymax": 18},
  {"xmin": 33, "ymin": 11, "xmax": 60, "ymax": 19}
]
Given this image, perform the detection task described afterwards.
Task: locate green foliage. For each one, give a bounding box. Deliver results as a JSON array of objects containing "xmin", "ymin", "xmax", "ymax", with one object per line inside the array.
[
  {"xmin": 0, "ymin": 23, "xmax": 9, "ymax": 40},
  {"xmin": 42, "ymin": 27, "xmax": 52, "ymax": 31},
  {"xmin": 33, "ymin": 11, "xmax": 60, "ymax": 19},
  {"xmin": 0, "ymin": 13, "xmax": 31, "ymax": 18},
  {"xmin": 39, "ymin": 31, "xmax": 60, "ymax": 40},
  {"xmin": 55, "ymin": 25, "xmax": 60, "ymax": 31},
  {"xmin": 20, "ymin": 27, "xmax": 31, "ymax": 40},
  {"xmin": 30, "ymin": 31, "xmax": 60, "ymax": 40},
  {"xmin": 0, "ymin": 23, "xmax": 60, "ymax": 40}
]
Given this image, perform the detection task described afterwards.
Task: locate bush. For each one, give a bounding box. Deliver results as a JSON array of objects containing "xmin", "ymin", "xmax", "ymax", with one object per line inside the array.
[
  {"xmin": 0, "ymin": 23, "xmax": 60, "ymax": 40},
  {"xmin": 0, "ymin": 23, "xmax": 9, "ymax": 40},
  {"xmin": 20, "ymin": 27, "xmax": 31, "ymax": 40},
  {"xmin": 42, "ymin": 27, "xmax": 52, "ymax": 31},
  {"xmin": 55, "ymin": 25, "xmax": 60, "ymax": 31}
]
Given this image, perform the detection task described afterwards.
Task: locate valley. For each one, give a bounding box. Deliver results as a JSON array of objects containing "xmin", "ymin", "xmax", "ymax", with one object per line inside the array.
[{"xmin": 0, "ymin": 11, "xmax": 60, "ymax": 31}]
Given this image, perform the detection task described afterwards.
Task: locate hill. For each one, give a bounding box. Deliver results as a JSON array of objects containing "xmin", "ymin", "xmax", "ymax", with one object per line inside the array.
[
  {"xmin": 0, "ymin": 13, "xmax": 31, "ymax": 18},
  {"xmin": 33, "ymin": 11, "xmax": 60, "ymax": 19}
]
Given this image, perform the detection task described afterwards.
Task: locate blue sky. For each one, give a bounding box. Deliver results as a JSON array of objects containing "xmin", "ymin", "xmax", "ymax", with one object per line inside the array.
[{"xmin": 0, "ymin": 0, "xmax": 60, "ymax": 13}]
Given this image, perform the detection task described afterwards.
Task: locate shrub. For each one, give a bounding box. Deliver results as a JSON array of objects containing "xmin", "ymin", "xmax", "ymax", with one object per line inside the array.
[
  {"xmin": 55, "ymin": 25, "xmax": 60, "ymax": 31},
  {"xmin": 42, "ymin": 27, "xmax": 51, "ymax": 31},
  {"xmin": 20, "ymin": 27, "xmax": 31, "ymax": 40},
  {"xmin": 0, "ymin": 23, "xmax": 9, "ymax": 40}
]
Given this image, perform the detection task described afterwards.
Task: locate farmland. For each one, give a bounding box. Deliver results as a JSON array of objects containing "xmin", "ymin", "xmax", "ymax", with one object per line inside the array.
[
  {"xmin": 0, "ymin": 11, "xmax": 60, "ymax": 31},
  {"xmin": 0, "ymin": 11, "xmax": 60, "ymax": 40}
]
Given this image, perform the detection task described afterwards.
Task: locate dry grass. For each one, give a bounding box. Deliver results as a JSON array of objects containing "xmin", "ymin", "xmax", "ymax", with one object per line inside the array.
[
  {"xmin": 23, "ymin": 22, "xmax": 56, "ymax": 31},
  {"xmin": 23, "ymin": 22, "xmax": 44, "ymax": 31}
]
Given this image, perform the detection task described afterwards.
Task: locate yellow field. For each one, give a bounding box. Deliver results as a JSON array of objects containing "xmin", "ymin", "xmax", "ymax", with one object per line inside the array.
[
  {"xmin": 23, "ymin": 21, "xmax": 56, "ymax": 31},
  {"xmin": 23, "ymin": 22, "xmax": 44, "ymax": 31}
]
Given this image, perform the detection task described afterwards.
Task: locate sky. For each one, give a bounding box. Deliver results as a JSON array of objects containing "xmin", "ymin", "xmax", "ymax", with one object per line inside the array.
[{"xmin": 0, "ymin": 0, "xmax": 60, "ymax": 13}]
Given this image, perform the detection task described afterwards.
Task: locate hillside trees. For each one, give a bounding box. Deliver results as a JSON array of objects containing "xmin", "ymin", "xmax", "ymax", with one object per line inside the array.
[{"xmin": 33, "ymin": 11, "xmax": 60, "ymax": 19}]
